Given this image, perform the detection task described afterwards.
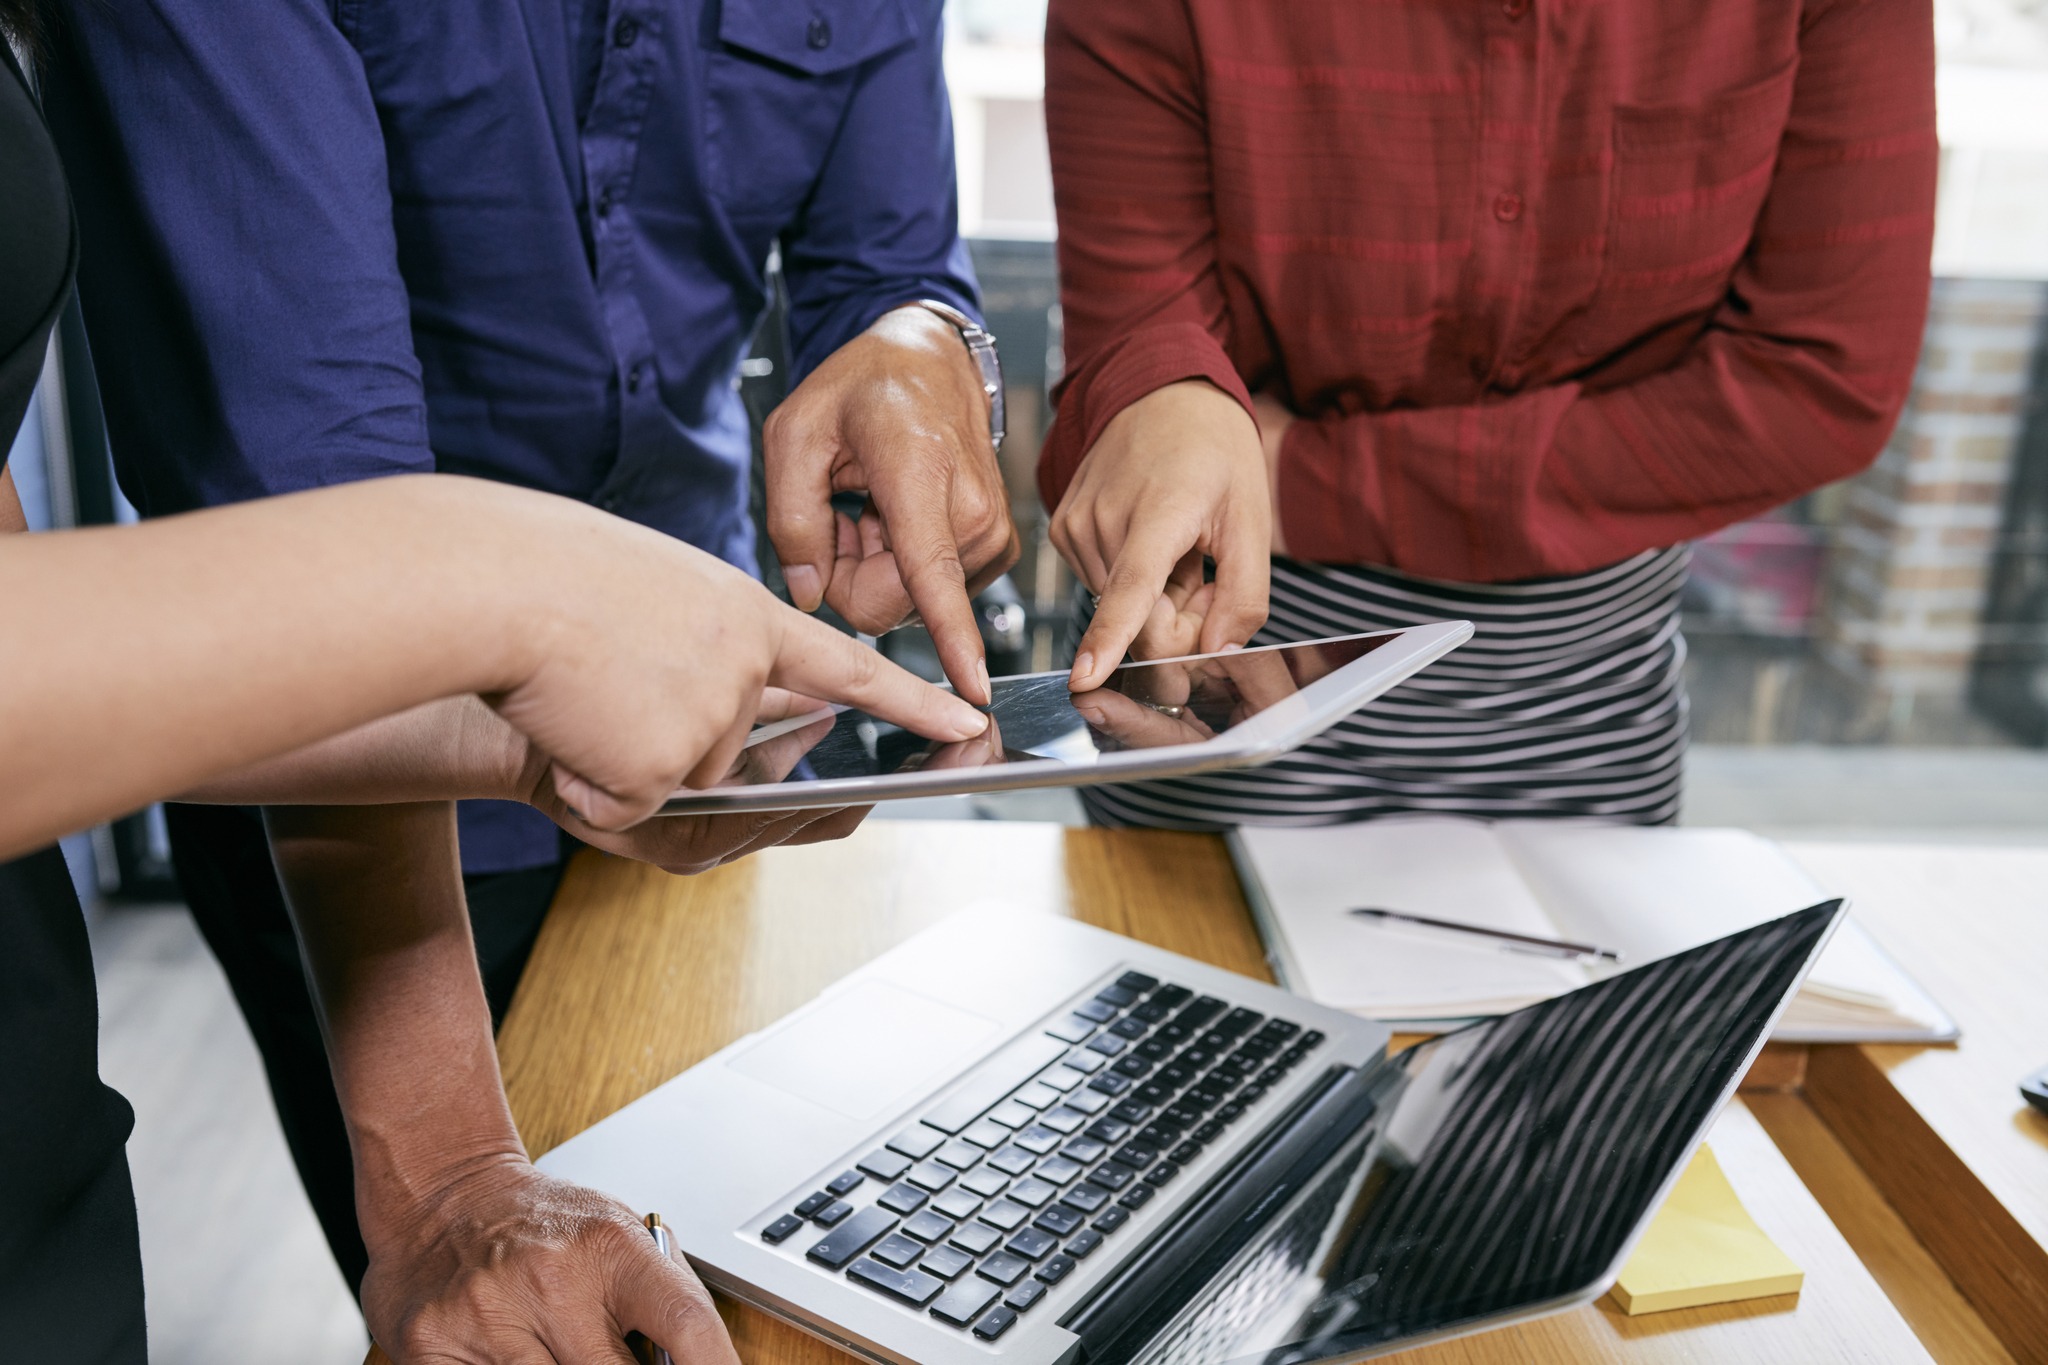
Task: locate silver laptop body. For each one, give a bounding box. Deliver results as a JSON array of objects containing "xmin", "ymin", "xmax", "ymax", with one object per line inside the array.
[{"xmin": 540, "ymin": 903, "xmax": 1842, "ymax": 1365}]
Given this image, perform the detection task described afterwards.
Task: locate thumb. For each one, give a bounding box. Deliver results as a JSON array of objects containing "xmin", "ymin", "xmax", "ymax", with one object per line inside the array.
[
  {"xmin": 616, "ymin": 1242, "xmax": 739, "ymax": 1365},
  {"xmin": 551, "ymin": 762, "xmax": 663, "ymax": 834}
]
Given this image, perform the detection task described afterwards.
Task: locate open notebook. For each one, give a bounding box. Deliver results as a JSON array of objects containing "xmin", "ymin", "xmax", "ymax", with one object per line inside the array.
[{"xmin": 1229, "ymin": 818, "xmax": 1957, "ymax": 1043}]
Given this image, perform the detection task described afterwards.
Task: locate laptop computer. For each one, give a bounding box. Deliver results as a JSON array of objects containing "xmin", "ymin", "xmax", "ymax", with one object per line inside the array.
[{"xmin": 539, "ymin": 899, "xmax": 1845, "ymax": 1363}]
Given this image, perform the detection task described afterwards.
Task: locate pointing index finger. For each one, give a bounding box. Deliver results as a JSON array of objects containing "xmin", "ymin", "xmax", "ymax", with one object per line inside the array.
[{"xmin": 771, "ymin": 608, "xmax": 988, "ymax": 743}]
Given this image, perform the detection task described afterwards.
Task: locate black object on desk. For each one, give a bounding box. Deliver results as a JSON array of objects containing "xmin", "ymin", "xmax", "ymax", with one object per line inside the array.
[{"xmin": 2022, "ymin": 1064, "xmax": 2048, "ymax": 1116}]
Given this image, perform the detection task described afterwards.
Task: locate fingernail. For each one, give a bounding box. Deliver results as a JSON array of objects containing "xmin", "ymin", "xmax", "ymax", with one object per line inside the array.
[
  {"xmin": 784, "ymin": 564, "xmax": 822, "ymax": 611},
  {"xmin": 1076, "ymin": 702, "xmax": 1105, "ymax": 725},
  {"xmin": 1074, "ymin": 650, "xmax": 1094, "ymax": 679},
  {"xmin": 1220, "ymin": 643, "xmax": 1244, "ymax": 652},
  {"xmin": 976, "ymin": 657, "xmax": 991, "ymax": 703}
]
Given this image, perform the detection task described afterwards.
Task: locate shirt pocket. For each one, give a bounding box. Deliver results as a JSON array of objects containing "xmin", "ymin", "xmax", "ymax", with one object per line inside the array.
[
  {"xmin": 705, "ymin": 0, "xmax": 921, "ymax": 231},
  {"xmin": 1575, "ymin": 61, "xmax": 1797, "ymax": 362}
]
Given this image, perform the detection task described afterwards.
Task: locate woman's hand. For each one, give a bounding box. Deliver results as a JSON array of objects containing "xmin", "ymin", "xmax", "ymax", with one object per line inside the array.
[{"xmin": 1050, "ymin": 380, "xmax": 1271, "ymax": 691}]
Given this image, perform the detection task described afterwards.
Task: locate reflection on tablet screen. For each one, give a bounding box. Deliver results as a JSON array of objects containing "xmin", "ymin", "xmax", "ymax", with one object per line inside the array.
[{"xmin": 725, "ymin": 634, "xmax": 1394, "ymax": 792}]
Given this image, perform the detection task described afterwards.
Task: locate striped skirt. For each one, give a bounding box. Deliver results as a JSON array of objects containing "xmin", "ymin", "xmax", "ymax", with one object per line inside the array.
[{"xmin": 1074, "ymin": 546, "xmax": 1691, "ymax": 830}]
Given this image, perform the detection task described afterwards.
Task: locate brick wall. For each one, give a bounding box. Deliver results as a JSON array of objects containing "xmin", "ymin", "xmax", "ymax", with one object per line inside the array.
[{"xmin": 1816, "ymin": 277, "xmax": 2048, "ymax": 697}]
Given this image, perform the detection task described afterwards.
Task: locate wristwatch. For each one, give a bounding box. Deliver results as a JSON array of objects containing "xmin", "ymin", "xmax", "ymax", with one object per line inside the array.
[{"xmin": 915, "ymin": 298, "xmax": 1005, "ymax": 454}]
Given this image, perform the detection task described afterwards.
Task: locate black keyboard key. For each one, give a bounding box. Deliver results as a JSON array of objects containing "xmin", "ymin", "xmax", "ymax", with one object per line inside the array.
[
  {"xmin": 1119, "ymin": 1183, "xmax": 1156, "ymax": 1210},
  {"xmin": 1073, "ymin": 998, "xmax": 1118, "ymax": 1023},
  {"xmin": 1037, "ymin": 1154, "xmax": 1084, "ymax": 1184},
  {"xmin": 1037, "ymin": 1253, "xmax": 1078, "ymax": 1284},
  {"xmin": 1087, "ymin": 1073, "xmax": 1131, "ymax": 1097},
  {"xmin": 1115, "ymin": 970, "xmax": 1160, "ymax": 993},
  {"xmin": 1015, "ymin": 1125, "xmax": 1063, "ymax": 1155},
  {"xmin": 1159, "ymin": 1062, "xmax": 1197, "ymax": 1087},
  {"xmin": 930, "ymin": 1277, "xmax": 1001, "ymax": 1326},
  {"xmin": 1110, "ymin": 1099, "xmax": 1154, "ymax": 1125},
  {"xmin": 1066, "ymin": 1088, "xmax": 1112, "ymax": 1115},
  {"xmin": 1111, "ymin": 1055, "xmax": 1152, "ymax": 1077},
  {"xmin": 933, "ymin": 1139, "xmax": 982, "ymax": 1170},
  {"xmin": 932, "ymin": 1188, "xmax": 982, "ymax": 1221},
  {"xmin": 1039, "ymin": 1106, "xmax": 1087, "ymax": 1135},
  {"xmin": 1086, "ymin": 1118, "xmax": 1132, "ymax": 1144},
  {"xmin": 1111, "ymin": 1143, "xmax": 1158, "ymax": 1170},
  {"xmin": 1044, "ymin": 1013, "xmax": 1097, "ymax": 1044},
  {"xmin": 922, "ymin": 1245, "xmax": 973, "ymax": 1280},
  {"xmin": 762, "ymin": 1214, "xmax": 803, "ymax": 1244},
  {"xmin": 825, "ymin": 1170, "xmax": 865, "ymax": 1197},
  {"xmin": 1086, "ymin": 1162, "xmax": 1133, "ymax": 1191},
  {"xmin": 871, "ymin": 1233, "xmax": 924, "ymax": 1269},
  {"xmin": 1135, "ymin": 1123, "xmax": 1181, "ymax": 1150},
  {"xmin": 1007, "ymin": 1227, "xmax": 1058, "ymax": 1261},
  {"xmin": 888, "ymin": 1125, "xmax": 946, "ymax": 1159},
  {"xmin": 813, "ymin": 1200, "xmax": 853, "ymax": 1227},
  {"xmin": 1220, "ymin": 1007, "xmax": 1265, "ymax": 1036},
  {"xmin": 807, "ymin": 1207, "xmax": 898, "ymax": 1268},
  {"xmin": 1033, "ymin": 1203, "xmax": 1085, "ymax": 1237},
  {"xmin": 1256, "ymin": 1019, "xmax": 1301, "ymax": 1042},
  {"xmin": 950, "ymin": 1221, "xmax": 1002, "ymax": 1256},
  {"xmin": 960, "ymin": 1166, "xmax": 1009, "ymax": 1197},
  {"xmin": 977, "ymin": 1251, "xmax": 1031, "ymax": 1286},
  {"xmin": 847, "ymin": 1257, "xmax": 943, "ymax": 1307},
  {"xmin": 973, "ymin": 1306, "xmax": 1019, "ymax": 1340},
  {"xmin": 1135, "ymin": 1038, "xmax": 1175, "ymax": 1061},
  {"xmin": 1282, "ymin": 1043, "xmax": 1310, "ymax": 1065},
  {"xmin": 1170, "ymin": 1141, "xmax": 1204, "ymax": 1164},
  {"xmin": 1005, "ymin": 1279, "xmax": 1047, "ymax": 1312},
  {"xmin": 1180, "ymin": 1047, "xmax": 1218, "ymax": 1069},
  {"xmin": 988, "ymin": 1146, "xmax": 1036, "ymax": 1176},
  {"xmin": 1109, "ymin": 1016, "xmax": 1150, "ymax": 1040},
  {"xmin": 1008, "ymin": 1176, "xmax": 1057, "ymax": 1208},
  {"xmin": 908, "ymin": 1159, "xmax": 957, "ymax": 1192},
  {"xmin": 924, "ymin": 1032, "xmax": 1072, "ymax": 1134},
  {"xmin": 1218, "ymin": 1101, "xmax": 1245, "ymax": 1123},
  {"xmin": 1135, "ymin": 1082, "xmax": 1175, "ymax": 1107},
  {"xmin": 1301, "ymin": 1029, "xmax": 1326, "ymax": 1049},
  {"xmin": 1162, "ymin": 1104, "xmax": 1203, "ymax": 1129},
  {"xmin": 1085, "ymin": 1033, "xmax": 1128, "ymax": 1058},
  {"xmin": 1066, "ymin": 1227, "xmax": 1104, "ymax": 1259},
  {"xmin": 1194, "ymin": 1120, "xmax": 1225, "ymax": 1144},
  {"xmin": 978, "ymin": 1198, "xmax": 1030, "ymax": 1231},
  {"xmin": 1260, "ymin": 1064, "xmax": 1288, "ymax": 1085},
  {"xmin": 1063, "ymin": 1135, "xmax": 1108, "ymax": 1163},
  {"xmin": 1198, "ymin": 1030, "xmax": 1237, "ymax": 1053},
  {"xmin": 1094, "ymin": 1206, "xmax": 1131, "ymax": 1233},
  {"xmin": 1151, "ymin": 984, "xmax": 1193, "ymax": 1008},
  {"xmin": 794, "ymin": 1190, "xmax": 833, "ymax": 1218},
  {"xmin": 961, "ymin": 1118, "xmax": 1009, "ymax": 1149},
  {"xmin": 857, "ymin": 1149, "xmax": 912, "ymax": 1182},
  {"xmin": 1094, "ymin": 983, "xmax": 1141, "ymax": 1009},
  {"xmin": 1132, "ymin": 1001, "xmax": 1172, "ymax": 1023},
  {"xmin": 1239, "ymin": 1083, "xmax": 1268, "ymax": 1105},
  {"xmin": 987, "ymin": 1100, "xmax": 1036, "ymax": 1129},
  {"xmin": 903, "ymin": 1210, "xmax": 956, "ymax": 1243},
  {"xmin": 1148, "ymin": 1161, "xmax": 1181, "ymax": 1185},
  {"xmin": 1185, "ymin": 1088, "xmax": 1223, "ymax": 1111},
  {"xmin": 877, "ymin": 1183, "xmax": 928, "ymax": 1215},
  {"xmin": 1179, "ymin": 996, "xmax": 1226, "ymax": 1027},
  {"xmin": 1058, "ymin": 1182, "xmax": 1110, "ymax": 1214}
]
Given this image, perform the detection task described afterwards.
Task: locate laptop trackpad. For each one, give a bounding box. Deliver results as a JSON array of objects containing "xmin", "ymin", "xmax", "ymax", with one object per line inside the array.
[{"xmin": 727, "ymin": 979, "xmax": 1006, "ymax": 1122}]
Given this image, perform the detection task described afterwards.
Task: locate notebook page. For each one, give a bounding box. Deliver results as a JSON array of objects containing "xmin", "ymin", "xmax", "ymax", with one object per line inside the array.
[
  {"xmin": 1234, "ymin": 820, "xmax": 1588, "ymax": 1014},
  {"xmin": 1496, "ymin": 824, "xmax": 1828, "ymax": 964}
]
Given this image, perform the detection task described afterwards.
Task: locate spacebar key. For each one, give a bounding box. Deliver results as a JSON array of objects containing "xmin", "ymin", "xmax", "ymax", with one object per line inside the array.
[{"xmin": 924, "ymin": 1032, "xmax": 1071, "ymax": 1134}]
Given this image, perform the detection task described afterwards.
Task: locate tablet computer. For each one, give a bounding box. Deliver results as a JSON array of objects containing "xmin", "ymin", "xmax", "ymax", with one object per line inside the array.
[{"xmin": 659, "ymin": 622, "xmax": 1472, "ymax": 816}]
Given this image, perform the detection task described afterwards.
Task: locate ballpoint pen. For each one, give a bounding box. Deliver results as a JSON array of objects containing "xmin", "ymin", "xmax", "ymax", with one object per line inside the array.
[
  {"xmin": 1349, "ymin": 906, "xmax": 1623, "ymax": 963},
  {"xmin": 630, "ymin": 1213, "xmax": 677, "ymax": 1365}
]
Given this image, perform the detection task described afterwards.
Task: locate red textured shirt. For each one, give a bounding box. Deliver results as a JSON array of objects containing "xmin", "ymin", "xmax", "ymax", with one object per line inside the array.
[{"xmin": 1040, "ymin": 0, "xmax": 1937, "ymax": 582}]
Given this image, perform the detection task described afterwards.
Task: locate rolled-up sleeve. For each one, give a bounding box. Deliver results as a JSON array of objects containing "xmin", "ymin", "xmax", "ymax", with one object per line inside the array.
[
  {"xmin": 777, "ymin": 0, "xmax": 981, "ymax": 384},
  {"xmin": 45, "ymin": 0, "xmax": 430, "ymax": 517}
]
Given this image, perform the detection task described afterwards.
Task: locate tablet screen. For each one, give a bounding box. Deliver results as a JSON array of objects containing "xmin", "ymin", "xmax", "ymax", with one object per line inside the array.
[{"xmin": 724, "ymin": 633, "xmax": 1397, "ymax": 794}]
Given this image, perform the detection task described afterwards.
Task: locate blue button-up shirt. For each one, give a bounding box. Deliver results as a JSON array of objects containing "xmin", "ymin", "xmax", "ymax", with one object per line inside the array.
[{"xmin": 49, "ymin": 0, "xmax": 980, "ymax": 872}]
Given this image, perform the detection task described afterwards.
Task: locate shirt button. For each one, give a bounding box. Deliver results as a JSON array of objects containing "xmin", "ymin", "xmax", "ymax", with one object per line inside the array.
[
  {"xmin": 1502, "ymin": 0, "xmax": 1530, "ymax": 18},
  {"xmin": 1493, "ymin": 192, "xmax": 1524, "ymax": 223},
  {"xmin": 806, "ymin": 16, "xmax": 832, "ymax": 49},
  {"xmin": 596, "ymin": 188, "xmax": 615, "ymax": 218},
  {"xmin": 626, "ymin": 366, "xmax": 643, "ymax": 393},
  {"xmin": 612, "ymin": 17, "xmax": 640, "ymax": 47}
]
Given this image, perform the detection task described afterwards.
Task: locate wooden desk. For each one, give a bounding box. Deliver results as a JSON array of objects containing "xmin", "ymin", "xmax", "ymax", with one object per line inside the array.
[{"xmin": 367, "ymin": 822, "xmax": 1950, "ymax": 1365}]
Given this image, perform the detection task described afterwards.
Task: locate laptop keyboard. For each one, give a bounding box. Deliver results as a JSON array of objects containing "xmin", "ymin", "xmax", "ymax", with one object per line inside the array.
[{"xmin": 754, "ymin": 971, "xmax": 1326, "ymax": 1341}]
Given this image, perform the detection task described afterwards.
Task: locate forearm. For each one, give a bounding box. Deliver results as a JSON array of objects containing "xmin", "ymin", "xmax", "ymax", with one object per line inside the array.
[
  {"xmin": 180, "ymin": 696, "xmax": 532, "ymax": 807},
  {"xmin": 265, "ymin": 802, "xmax": 526, "ymax": 1250},
  {"xmin": 0, "ymin": 475, "xmax": 556, "ymax": 858}
]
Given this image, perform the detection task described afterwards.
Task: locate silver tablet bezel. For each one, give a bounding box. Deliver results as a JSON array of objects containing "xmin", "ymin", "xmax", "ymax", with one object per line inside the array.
[{"xmin": 659, "ymin": 621, "xmax": 1474, "ymax": 816}]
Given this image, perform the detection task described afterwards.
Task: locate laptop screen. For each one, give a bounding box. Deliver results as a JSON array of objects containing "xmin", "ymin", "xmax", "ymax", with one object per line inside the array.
[
  {"xmin": 1077, "ymin": 904, "xmax": 1840, "ymax": 1365},
  {"xmin": 724, "ymin": 632, "xmax": 1397, "ymax": 789}
]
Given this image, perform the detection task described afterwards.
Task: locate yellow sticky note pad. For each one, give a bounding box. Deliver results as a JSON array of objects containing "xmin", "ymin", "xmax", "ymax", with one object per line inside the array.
[{"xmin": 1609, "ymin": 1144, "xmax": 1804, "ymax": 1315}]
